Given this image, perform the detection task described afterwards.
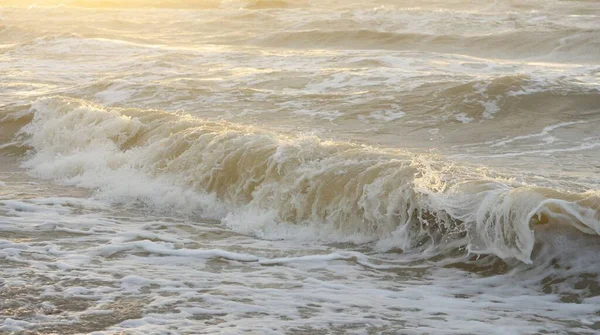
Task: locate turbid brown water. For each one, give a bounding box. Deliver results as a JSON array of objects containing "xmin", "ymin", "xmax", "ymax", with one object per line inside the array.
[{"xmin": 1, "ymin": 0, "xmax": 599, "ymax": 334}]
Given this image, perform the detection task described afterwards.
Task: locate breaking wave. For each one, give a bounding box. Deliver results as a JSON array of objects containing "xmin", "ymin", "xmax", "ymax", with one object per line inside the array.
[{"xmin": 2, "ymin": 96, "xmax": 598, "ymax": 263}]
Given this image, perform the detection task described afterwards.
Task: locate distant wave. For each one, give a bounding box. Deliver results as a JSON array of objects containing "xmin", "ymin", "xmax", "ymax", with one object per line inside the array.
[
  {"xmin": 252, "ymin": 28, "xmax": 600, "ymax": 62},
  {"xmin": 1, "ymin": 0, "xmax": 306, "ymax": 9},
  {"xmin": 5, "ymin": 4, "xmax": 598, "ymax": 63},
  {"xmin": 0, "ymin": 24, "xmax": 39, "ymax": 44},
  {"xmin": 2, "ymin": 96, "xmax": 598, "ymax": 263},
  {"xmin": 230, "ymin": 0, "xmax": 303, "ymax": 9},
  {"xmin": 413, "ymin": 74, "xmax": 600, "ymax": 122}
]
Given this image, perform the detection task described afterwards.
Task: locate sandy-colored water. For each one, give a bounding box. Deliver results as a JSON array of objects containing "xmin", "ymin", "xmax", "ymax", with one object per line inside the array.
[{"xmin": 1, "ymin": 1, "xmax": 599, "ymax": 334}]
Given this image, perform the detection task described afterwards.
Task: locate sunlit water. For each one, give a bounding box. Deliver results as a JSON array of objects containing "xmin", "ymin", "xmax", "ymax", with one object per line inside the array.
[{"xmin": 1, "ymin": 1, "xmax": 599, "ymax": 334}]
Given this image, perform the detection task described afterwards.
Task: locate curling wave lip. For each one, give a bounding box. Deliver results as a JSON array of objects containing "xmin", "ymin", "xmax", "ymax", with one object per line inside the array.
[{"xmin": 7, "ymin": 96, "xmax": 598, "ymax": 264}]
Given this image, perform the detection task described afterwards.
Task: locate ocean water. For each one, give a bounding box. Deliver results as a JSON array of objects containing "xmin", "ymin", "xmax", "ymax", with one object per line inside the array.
[{"xmin": 1, "ymin": 0, "xmax": 599, "ymax": 334}]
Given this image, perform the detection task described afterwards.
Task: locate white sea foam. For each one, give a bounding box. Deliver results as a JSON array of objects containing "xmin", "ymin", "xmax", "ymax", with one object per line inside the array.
[
  {"xmin": 361, "ymin": 108, "xmax": 406, "ymax": 122},
  {"xmin": 454, "ymin": 112, "xmax": 473, "ymax": 124},
  {"xmin": 0, "ymin": 195, "xmax": 597, "ymax": 334},
  {"xmin": 491, "ymin": 121, "xmax": 586, "ymax": 147},
  {"xmin": 10, "ymin": 96, "xmax": 598, "ymax": 266}
]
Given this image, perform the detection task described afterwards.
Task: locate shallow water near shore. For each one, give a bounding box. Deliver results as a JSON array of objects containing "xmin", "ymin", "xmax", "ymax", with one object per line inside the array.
[{"xmin": 1, "ymin": 0, "xmax": 600, "ymax": 334}]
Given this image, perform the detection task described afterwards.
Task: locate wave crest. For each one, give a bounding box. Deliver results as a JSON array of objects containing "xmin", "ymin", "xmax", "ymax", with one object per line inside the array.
[{"xmin": 8, "ymin": 96, "xmax": 600, "ymax": 263}]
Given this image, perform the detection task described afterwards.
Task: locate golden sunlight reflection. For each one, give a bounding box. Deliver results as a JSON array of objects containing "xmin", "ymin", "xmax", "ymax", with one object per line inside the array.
[
  {"xmin": 1, "ymin": 0, "xmax": 599, "ymax": 334},
  {"xmin": 2, "ymin": 0, "xmax": 223, "ymax": 8}
]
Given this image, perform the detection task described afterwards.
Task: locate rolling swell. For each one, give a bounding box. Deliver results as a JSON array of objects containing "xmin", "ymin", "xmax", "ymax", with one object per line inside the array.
[
  {"xmin": 253, "ymin": 28, "xmax": 600, "ymax": 62},
  {"xmin": 3, "ymin": 96, "xmax": 599, "ymax": 263}
]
